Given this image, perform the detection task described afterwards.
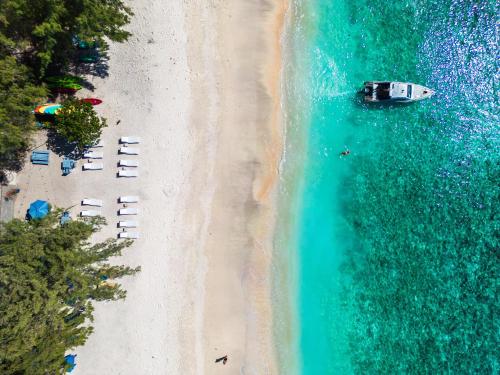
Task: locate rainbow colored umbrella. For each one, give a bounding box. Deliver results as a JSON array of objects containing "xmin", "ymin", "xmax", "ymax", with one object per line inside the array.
[{"xmin": 34, "ymin": 104, "xmax": 62, "ymax": 115}]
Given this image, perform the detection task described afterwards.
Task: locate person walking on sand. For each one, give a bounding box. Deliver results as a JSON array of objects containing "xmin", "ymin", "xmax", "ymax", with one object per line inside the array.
[{"xmin": 215, "ymin": 355, "xmax": 228, "ymax": 365}]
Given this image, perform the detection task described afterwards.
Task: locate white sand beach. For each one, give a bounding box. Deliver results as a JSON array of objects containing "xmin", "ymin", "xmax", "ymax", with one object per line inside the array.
[{"xmin": 13, "ymin": 0, "xmax": 286, "ymax": 373}]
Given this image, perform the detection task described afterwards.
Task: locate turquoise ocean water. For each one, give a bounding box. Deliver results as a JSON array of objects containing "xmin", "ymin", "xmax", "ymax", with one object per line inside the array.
[{"xmin": 277, "ymin": 0, "xmax": 499, "ymax": 373}]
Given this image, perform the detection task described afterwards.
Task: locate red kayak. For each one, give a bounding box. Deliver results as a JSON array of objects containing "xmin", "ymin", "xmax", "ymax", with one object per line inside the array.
[{"xmin": 81, "ymin": 98, "xmax": 102, "ymax": 106}]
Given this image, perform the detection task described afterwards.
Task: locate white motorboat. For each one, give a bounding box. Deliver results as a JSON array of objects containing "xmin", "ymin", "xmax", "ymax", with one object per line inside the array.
[{"xmin": 363, "ymin": 81, "xmax": 434, "ymax": 103}]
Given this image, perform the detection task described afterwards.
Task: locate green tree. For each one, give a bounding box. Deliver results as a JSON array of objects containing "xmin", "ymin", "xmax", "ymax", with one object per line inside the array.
[
  {"xmin": 55, "ymin": 99, "xmax": 107, "ymax": 149},
  {"xmin": 0, "ymin": 210, "xmax": 139, "ymax": 374},
  {"xmin": 0, "ymin": 0, "xmax": 133, "ymax": 75},
  {"xmin": 0, "ymin": 56, "xmax": 46, "ymax": 174}
]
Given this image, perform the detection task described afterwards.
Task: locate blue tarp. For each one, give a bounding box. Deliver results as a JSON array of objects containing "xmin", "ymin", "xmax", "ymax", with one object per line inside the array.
[
  {"xmin": 28, "ymin": 200, "xmax": 50, "ymax": 220},
  {"xmin": 64, "ymin": 354, "xmax": 76, "ymax": 372}
]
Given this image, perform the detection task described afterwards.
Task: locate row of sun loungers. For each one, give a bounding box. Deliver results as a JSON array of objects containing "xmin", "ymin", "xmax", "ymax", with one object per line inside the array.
[
  {"xmin": 80, "ymin": 196, "xmax": 139, "ymax": 209},
  {"xmin": 80, "ymin": 208, "xmax": 139, "ymax": 214},
  {"xmin": 118, "ymin": 193, "xmax": 139, "ymax": 238},
  {"xmin": 80, "ymin": 195, "xmax": 140, "ymax": 239},
  {"xmin": 81, "ymin": 137, "xmax": 140, "ymax": 172},
  {"xmin": 79, "ymin": 208, "xmax": 139, "ymax": 217},
  {"xmin": 83, "ymin": 141, "xmax": 104, "ymax": 171},
  {"xmin": 80, "ymin": 138, "xmax": 141, "ymax": 238},
  {"xmin": 118, "ymin": 137, "xmax": 140, "ymax": 179},
  {"xmin": 118, "ymin": 139, "xmax": 140, "ymax": 237},
  {"xmin": 82, "ymin": 161, "xmax": 139, "ymax": 171}
]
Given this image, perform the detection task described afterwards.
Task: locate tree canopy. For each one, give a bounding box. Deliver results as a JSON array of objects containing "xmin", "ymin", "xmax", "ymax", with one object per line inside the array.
[
  {"xmin": 0, "ymin": 211, "xmax": 139, "ymax": 374},
  {"xmin": 54, "ymin": 99, "xmax": 107, "ymax": 149},
  {"xmin": 0, "ymin": 56, "xmax": 46, "ymax": 174},
  {"xmin": 0, "ymin": 0, "xmax": 133, "ymax": 75},
  {"xmin": 0, "ymin": 0, "xmax": 133, "ymax": 179}
]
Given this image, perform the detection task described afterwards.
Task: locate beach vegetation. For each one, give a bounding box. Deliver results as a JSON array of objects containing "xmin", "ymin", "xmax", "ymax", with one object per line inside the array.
[
  {"xmin": 0, "ymin": 0, "xmax": 133, "ymax": 178},
  {"xmin": 54, "ymin": 99, "xmax": 107, "ymax": 150},
  {"xmin": 0, "ymin": 210, "xmax": 139, "ymax": 374},
  {"xmin": 0, "ymin": 0, "xmax": 133, "ymax": 75},
  {"xmin": 0, "ymin": 56, "xmax": 46, "ymax": 174}
]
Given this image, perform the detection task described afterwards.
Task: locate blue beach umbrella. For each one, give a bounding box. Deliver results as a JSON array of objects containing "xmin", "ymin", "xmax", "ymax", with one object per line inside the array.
[
  {"xmin": 64, "ymin": 354, "xmax": 77, "ymax": 372},
  {"xmin": 28, "ymin": 200, "xmax": 50, "ymax": 220}
]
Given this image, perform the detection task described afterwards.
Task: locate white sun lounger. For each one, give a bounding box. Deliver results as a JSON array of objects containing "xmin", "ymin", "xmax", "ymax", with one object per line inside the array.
[
  {"xmin": 83, "ymin": 151, "xmax": 103, "ymax": 159},
  {"xmin": 119, "ymin": 196, "xmax": 139, "ymax": 203},
  {"xmin": 118, "ymin": 231, "xmax": 140, "ymax": 239},
  {"xmin": 118, "ymin": 220, "xmax": 138, "ymax": 228},
  {"xmin": 119, "ymin": 160, "xmax": 139, "ymax": 167},
  {"xmin": 85, "ymin": 140, "xmax": 104, "ymax": 148},
  {"xmin": 83, "ymin": 163, "xmax": 104, "ymax": 170},
  {"xmin": 120, "ymin": 136, "xmax": 141, "ymax": 144},
  {"xmin": 80, "ymin": 210, "xmax": 101, "ymax": 217},
  {"xmin": 118, "ymin": 170, "xmax": 139, "ymax": 178},
  {"xmin": 91, "ymin": 140, "xmax": 104, "ymax": 147},
  {"xmin": 119, "ymin": 207, "xmax": 138, "ymax": 215},
  {"xmin": 82, "ymin": 198, "xmax": 103, "ymax": 207},
  {"xmin": 119, "ymin": 147, "xmax": 139, "ymax": 155}
]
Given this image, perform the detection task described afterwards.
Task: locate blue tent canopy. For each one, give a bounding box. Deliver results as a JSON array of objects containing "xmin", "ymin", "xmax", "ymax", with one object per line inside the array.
[{"xmin": 28, "ymin": 200, "xmax": 50, "ymax": 220}]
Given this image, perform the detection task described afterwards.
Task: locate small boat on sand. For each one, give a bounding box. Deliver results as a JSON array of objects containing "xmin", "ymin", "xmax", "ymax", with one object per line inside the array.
[{"xmin": 363, "ymin": 81, "xmax": 434, "ymax": 103}]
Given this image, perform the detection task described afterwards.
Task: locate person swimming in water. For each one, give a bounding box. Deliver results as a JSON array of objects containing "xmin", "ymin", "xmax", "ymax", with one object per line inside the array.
[{"xmin": 340, "ymin": 149, "xmax": 350, "ymax": 156}]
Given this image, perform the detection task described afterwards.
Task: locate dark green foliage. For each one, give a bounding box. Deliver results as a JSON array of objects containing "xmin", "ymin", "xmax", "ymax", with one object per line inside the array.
[
  {"xmin": 0, "ymin": 210, "xmax": 139, "ymax": 374},
  {"xmin": 54, "ymin": 99, "xmax": 107, "ymax": 149},
  {"xmin": 0, "ymin": 0, "xmax": 132, "ymax": 75},
  {"xmin": 0, "ymin": 57, "xmax": 46, "ymax": 173}
]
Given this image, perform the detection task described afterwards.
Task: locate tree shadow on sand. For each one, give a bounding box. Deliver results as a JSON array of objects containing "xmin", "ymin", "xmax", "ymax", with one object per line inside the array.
[
  {"xmin": 74, "ymin": 52, "xmax": 110, "ymax": 81},
  {"xmin": 46, "ymin": 129, "xmax": 84, "ymax": 159},
  {"xmin": 0, "ymin": 152, "xmax": 26, "ymax": 184}
]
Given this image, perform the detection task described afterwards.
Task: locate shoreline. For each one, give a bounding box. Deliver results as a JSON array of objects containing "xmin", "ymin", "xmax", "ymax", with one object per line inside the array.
[{"xmin": 182, "ymin": 1, "xmax": 288, "ymax": 373}]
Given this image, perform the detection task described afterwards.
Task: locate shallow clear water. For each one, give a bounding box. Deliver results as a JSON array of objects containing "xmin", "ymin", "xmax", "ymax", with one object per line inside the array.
[{"xmin": 281, "ymin": 0, "xmax": 499, "ymax": 373}]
